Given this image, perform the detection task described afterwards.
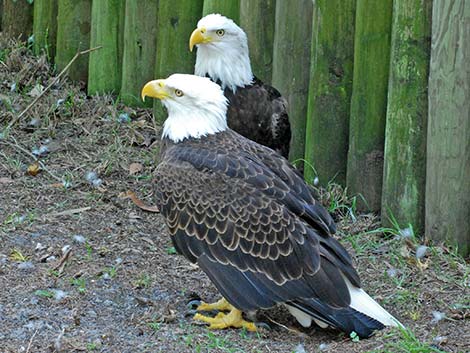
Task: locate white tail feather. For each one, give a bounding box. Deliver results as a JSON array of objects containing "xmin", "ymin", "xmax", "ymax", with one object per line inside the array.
[{"xmin": 344, "ymin": 276, "xmax": 402, "ymax": 327}]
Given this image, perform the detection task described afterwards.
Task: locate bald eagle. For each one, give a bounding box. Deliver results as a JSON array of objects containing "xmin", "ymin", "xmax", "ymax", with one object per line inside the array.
[
  {"xmin": 189, "ymin": 14, "xmax": 291, "ymax": 158},
  {"xmin": 142, "ymin": 74, "xmax": 400, "ymax": 338}
]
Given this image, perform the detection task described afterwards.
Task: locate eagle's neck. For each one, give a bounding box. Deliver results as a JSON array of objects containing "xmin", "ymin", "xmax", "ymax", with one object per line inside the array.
[
  {"xmin": 195, "ymin": 43, "xmax": 253, "ymax": 93},
  {"xmin": 162, "ymin": 101, "xmax": 228, "ymax": 143}
]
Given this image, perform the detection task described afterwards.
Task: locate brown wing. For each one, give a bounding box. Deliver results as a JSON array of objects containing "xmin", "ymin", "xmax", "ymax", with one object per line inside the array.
[
  {"xmin": 224, "ymin": 77, "xmax": 291, "ymax": 158},
  {"xmin": 155, "ymin": 142, "xmax": 359, "ymax": 312}
]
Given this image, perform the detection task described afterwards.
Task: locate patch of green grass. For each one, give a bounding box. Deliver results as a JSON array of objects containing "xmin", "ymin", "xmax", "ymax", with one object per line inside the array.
[
  {"xmin": 102, "ymin": 266, "xmax": 118, "ymax": 279},
  {"xmin": 134, "ymin": 273, "xmax": 152, "ymax": 288},
  {"xmin": 167, "ymin": 246, "xmax": 177, "ymax": 255},
  {"xmin": 34, "ymin": 289, "xmax": 54, "ymax": 298},
  {"xmin": 367, "ymin": 326, "xmax": 445, "ymax": 353},
  {"xmin": 86, "ymin": 342, "xmax": 98, "ymax": 351},
  {"xmin": 147, "ymin": 322, "xmax": 161, "ymax": 332},
  {"xmin": 70, "ymin": 277, "xmax": 87, "ymax": 294},
  {"xmin": 9, "ymin": 248, "xmax": 29, "ymax": 262}
]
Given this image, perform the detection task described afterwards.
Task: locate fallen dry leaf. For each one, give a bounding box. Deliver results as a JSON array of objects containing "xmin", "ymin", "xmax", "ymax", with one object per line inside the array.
[
  {"xmin": 129, "ymin": 162, "xmax": 143, "ymax": 175},
  {"xmin": 124, "ymin": 190, "xmax": 159, "ymax": 213},
  {"xmin": 27, "ymin": 162, "xmax": 41, "ymax": 176}
]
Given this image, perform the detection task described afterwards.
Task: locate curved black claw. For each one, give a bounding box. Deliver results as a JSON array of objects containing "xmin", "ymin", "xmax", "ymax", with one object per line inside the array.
[
  {"xmin": 187, "ymin": 299, "xmax": 202, "ymax": 310},
  {"xmin": 254, "ymin": 321, "xmax": 271, "ymax": 330}
]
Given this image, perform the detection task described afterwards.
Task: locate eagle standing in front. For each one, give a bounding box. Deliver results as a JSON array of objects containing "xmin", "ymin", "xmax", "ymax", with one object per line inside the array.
[
  {"xmin": 142, "ymin": 74, "xmax": 400, "ymax": 338},
  {"xmin": 189, "ymin": 14, "xmax": 291, "ymax": 158}
]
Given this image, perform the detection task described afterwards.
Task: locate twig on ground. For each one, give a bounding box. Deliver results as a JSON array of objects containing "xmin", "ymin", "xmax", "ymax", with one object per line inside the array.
[
  {"xmin": 1, "ymin": 136, "xmax": 63, "ymax": 182},
  {"xmin": 25, "ymin": 329, "xmax": 39, "ymax": 353},
  {"xmin": 7, "ymin": 46, "xmax": 102, "ymax": 130},
  {"xmin": 53, "ymin": 247, "xmax": 73, "ymax": 275},
  {"xmin": 44, "ymin": 206, "xmax": 92, "ymax": 219}
]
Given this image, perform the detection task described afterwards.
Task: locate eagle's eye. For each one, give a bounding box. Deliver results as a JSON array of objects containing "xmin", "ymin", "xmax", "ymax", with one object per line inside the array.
[
  {"xmin": 216, "ymin": 29, "xmax": 225, "ymax": 37},
  {"xmin": 175, "ymin": 89, "xmax": 184, "ymax": 97}
]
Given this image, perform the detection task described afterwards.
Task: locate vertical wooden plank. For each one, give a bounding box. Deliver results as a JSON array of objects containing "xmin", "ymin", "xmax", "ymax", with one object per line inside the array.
[
  {"xmin": 346, "ymin": 0, "xmax": 393, "ymax": 211},
  {"xmin": 272, "ymin": 0, "xmax": 313, "ymax": 165},
  {"xmin": 88, "ymin": 0, "xmax": 125, "ymax": 95},
  {"xmin": 121, "ymin": 0, "xmax": 158, "ymax": 107},
  {"xmin": 426, "ymin": 0, "xmax": 470, "ymax": 255},
  {"xmin": 382, "ymin": 0, "xmax": 432, "ymax": 232},
  {"xmin": 2, "ymin": 0, "xmax": 34, "ymax": 41},
  {"xmin": 239, "ymin": 0, "xmax": 275, "ymax": 84},
  {"xmin": 33, "ymin": 0, "xmax": 58, "ymax": 60},
  {"xmin": 55, "ymin": 0, "xmax": 91, "ymax": 82},
  {"xmin": 153, "ymin": 0, "xmax": 204, "ymax": 124},
  {"xmin": 202, "ymin": 0, "xmax": 240, "ymax": 23},
  {"xmin": 304, "ymin": 0, "xmax": 356, "ymax": 186}
]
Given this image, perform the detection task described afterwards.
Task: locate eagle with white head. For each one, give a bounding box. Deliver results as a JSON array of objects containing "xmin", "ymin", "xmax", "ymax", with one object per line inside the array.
[
  {"xmin": 142, "ymin": 74, "xmax": 401, "ymax": 338},
  {"xmin": 190, "ymin": 14, "xmax": 291, "ymax": 158}
]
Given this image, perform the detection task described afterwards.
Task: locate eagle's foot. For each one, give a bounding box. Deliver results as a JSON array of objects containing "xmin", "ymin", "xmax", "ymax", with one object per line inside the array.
[
  {"xmin": 195, "ymin": 297, "xmax": 231, "ymax": 312},
  {"xmin": 193, "ymin": 301, "xmax": 257, "ymax": 331}
]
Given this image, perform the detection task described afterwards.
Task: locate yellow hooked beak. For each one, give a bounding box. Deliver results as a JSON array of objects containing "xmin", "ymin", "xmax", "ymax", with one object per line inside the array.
[
  {"xmin": 189, "ymin": 27, "xmax": 212, "ymax": 51},
  {"xmin": 141, "ymin": 79, "xmax": 170, "ymax": 101}
]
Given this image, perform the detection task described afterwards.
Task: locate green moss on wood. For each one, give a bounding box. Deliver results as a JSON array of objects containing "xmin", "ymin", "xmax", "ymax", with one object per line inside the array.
[
  {"xmin": 382, "ymin": 0, "xmax": 432, "ymax": 234},
  {"xmin": 153, "ymin": 0, "xmax": 204, "ymax": 124},
  {"xmin": 272, "ymin": 0, "xmax": 313, "ymax": 165},
  {"xmin": 120, "ymin": 0, "xmax": 158, "ymax": 107},
  {"xmin": 55, "ymin": 0, "xmax": 91, "ymax": 82},
  {"xmin": 33, "ymin": 0, "xmax": 58, "ymax": 59},
  {"xmin": 203, "ymin": 0, "xmax": 240, "ymax": 23},
  {"xmin": 88, "ymin": 0, "xmax": 125, "ymax": 95},
  {"xmin": 426, "ymin": 0, "xmax": 470, "ymax": 256},
  {"xmin": 2, "ymin": 0, "xmax": 34, "ymax": 41},
  {"xmin": 304, "ymin": 0, "xmax": 356, "ymax": 186},
  {"xmin": 239, "ymin": 0, "xmax": 275, "ymax": 84},
  {"xmin": 346, "ymin": 0, "xmax": 393, "ymax": 211}
]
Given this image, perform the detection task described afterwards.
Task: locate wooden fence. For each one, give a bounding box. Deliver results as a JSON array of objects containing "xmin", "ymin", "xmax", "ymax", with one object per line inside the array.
[{"xmin": 1, "ymin": 0, "xmax": 468, "ymax": 255}]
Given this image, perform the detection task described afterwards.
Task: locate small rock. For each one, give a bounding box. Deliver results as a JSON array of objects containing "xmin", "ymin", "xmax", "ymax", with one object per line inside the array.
[
  {"xmin": 86, "ymin": 310, "xmax": 98, "ymax": 318},
  {"xmin": 386, "ymin": 268, "xmax": 398, "ymax": 278},
  {"xmin": 102, "ymin": 273, "xmax": 111, "ymax": 280},
  {"xmin": 46, "ymin": 256, "xmax": 57, "ymax": 263},
  {"xmin": 62, "ymin": 245, "xmax": 71, "ymax": 254},
  {"xmin": 32, "ymin": 145, "xmax": 49, "ymax": 156},
  {"xmin": 115, "ymin": 257, "xmax": 123, "ymax": 265},
  {"xmin": 431, "ymin": 311, "xmax": 446, "ymax": 323},
  {"xmin": 118, "ymin": 112, "xmax": 130, "ymax": 123},
  {"xmin": 432, "ymin": 335, "xmax": 447, "ymax": 345},
  {"xmin": 73, "ymin": 235, "xmax": 86, "ymax": 244},
  {"xmin": 294, "ymin": 344, "xmax": 306, "ymax": 353},
  {"xmin": 91, "ymin": 178, "xmax": 103, "ymax": 188},
  {"xmin": 319, "ymin": 343, "xmax": 328, "ymax": 351},
  {"xmin": 18, "ymin": 261, "xmax": 34, "ymax": 270},
  {"xmin": 10, "ymin": 82, "xmax": 17, "ymax": 92},
  {"xmin": 55, "ymin": 98, "xmax": 65, "ymax": 107},
  {"xmin": 85, "ymin": 171, "xmax": 98, "ymax": 182},
  {"xmin": 28, "ymin": 118, "xmax": 41, "ymax": 128},
  {"xmin": 416, "ymin": 245, "xmax": 428, "ymax": 259},
  {"xmin": 52, "ymin": 289, "xmax": 67, "ymax": 301},
  {"xmin": 35, "ymin": 242, "xmax": 46, "ymax": 251}
]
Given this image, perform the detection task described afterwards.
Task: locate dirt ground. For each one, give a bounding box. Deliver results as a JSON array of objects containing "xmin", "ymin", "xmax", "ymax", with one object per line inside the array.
[{"xmin": 1, "ymin": 38, "xmax": 469, "ymax": 353}]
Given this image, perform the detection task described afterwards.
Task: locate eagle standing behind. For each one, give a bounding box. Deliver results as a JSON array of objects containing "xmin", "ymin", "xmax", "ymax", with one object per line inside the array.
[
  {"xmin": 142, "ymin": 74, "xmax": 400, "ymax": 338},
  {"xmin": 190, "ymin": 14, "xmax": 291, "ymax": 158}
]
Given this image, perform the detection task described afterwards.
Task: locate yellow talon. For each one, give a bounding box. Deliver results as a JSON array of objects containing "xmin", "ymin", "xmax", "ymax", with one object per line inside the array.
[
  {"xmin": 193, "ymin": 298, "xmax": 257, "ymax": 331},
  {"xmin": 196, "ymin": 297, "xmax": 232, "ymax": 312}
]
